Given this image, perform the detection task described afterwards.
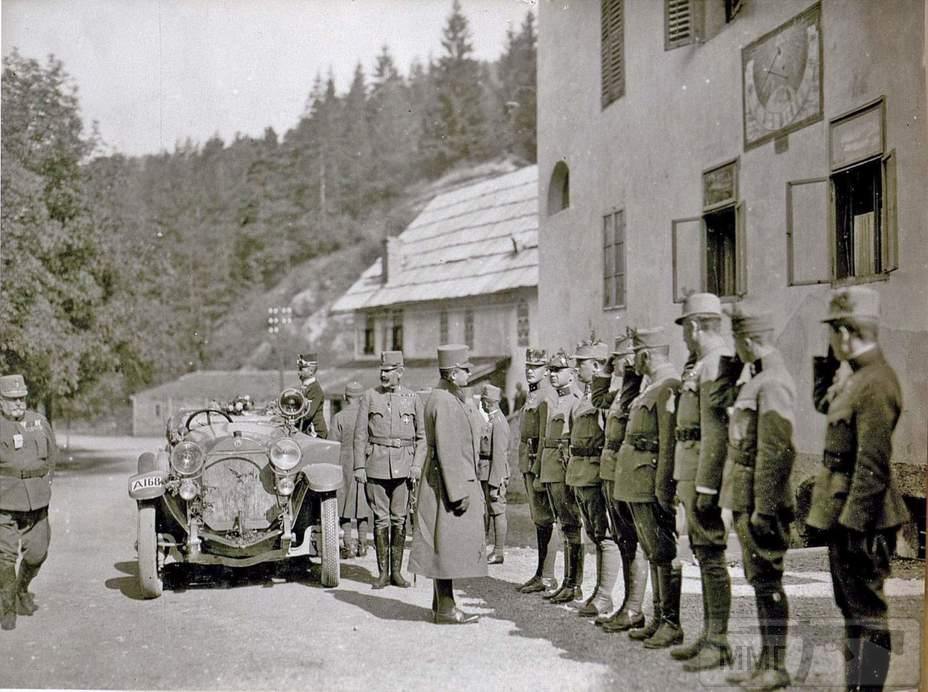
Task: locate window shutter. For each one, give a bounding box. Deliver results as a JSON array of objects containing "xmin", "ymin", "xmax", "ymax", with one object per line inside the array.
[
  {"xmin": 665, "ymin": 0, "xmax": 697, "ymax": 50},
  {"xmin": 786, "ymin": 178, "xmax": 831, "ymax": 286},
  {"xmin": 735, "ymin": 202, "xmax": 747, "ymax": 296},
  {"xmin": 881, "ymin": 149, "xmax": 898, "ymax": 273},
  {"xmin": 672, "ymin": 217, "xmax": 704, "ymax": 302},
  {"xmin": 601, "ymin": 0, "xmax": 625, "ymax": 108}
]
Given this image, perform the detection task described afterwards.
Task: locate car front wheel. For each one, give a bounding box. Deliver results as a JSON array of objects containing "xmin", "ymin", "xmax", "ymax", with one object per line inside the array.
[
  {"xmin": 137, "ymin": 502, "xmax": 163, "ymax": 598},
  {"xmin": 319, "ymin": 494, "xmax": 340, "ymax": 587}
]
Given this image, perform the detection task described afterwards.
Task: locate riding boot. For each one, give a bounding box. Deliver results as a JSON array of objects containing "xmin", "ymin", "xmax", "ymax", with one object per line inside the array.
[
  {"xmin": 488, "ymin": 513, "xmax": 507, "ymax": 564},
  {"xmin": 629, "ymin": 562, "xmax": 661, "ymax": 641},
  {"xmin": 550, "ymin": 542, "xmax": 584, "ymax": 604},
  {"xmin": 372, "ymin": 527, "xmax": 391, "ymax": 589},
  {"xmin": 644, "ymin": 564, "xmax": 683, "ymax": 649},
  {"xmin": 581, "ymin": 542, "xmax": 619, "ymax": 617},
  {"xmin": 433, "ymin": 578, "xmax": 479, "ymax": 625},
  {"xmin": 520, "ymin": 525, "xmax": 557, "ymax": 593},
  {"xmin": 857, "ymin": 624, "xmax": 892, "ymax": 691},
  {"xmin": 15, "ymin": 561, "xmax": 42, "ymax": 616},
  {"xmin": 390, "ymin": 525, "xmax": 410, "ymax": 587},
  {"xmin": 0, "ymin": 563, "xmax": 17, "ymax": 631},
  {"xmin": 544, "ymin": 539, "xmax": 573, "ymax": 601},
  {"xmin": 578, "ymin": 543, "xmax": 603, "ymax": 615},
  {"xmin": 356, "ymin": 518, "xmax": 369, "ymax": 557},
  {"xmin": 672, "ymin": 567, "xmax": 708, "ymax": 660},
  {"xmin": 540, "ymin": 526, "xmax": 558, "ymax": 592},
  {"xmin": 683, "ymin": 550, "xmax": 732, "ymax": 671}
]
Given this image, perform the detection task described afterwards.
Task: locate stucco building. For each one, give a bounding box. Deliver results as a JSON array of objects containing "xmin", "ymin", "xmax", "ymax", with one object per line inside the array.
[{"xmin": 536, "ymin": 0, "xmax": 926, "ymax": 553}]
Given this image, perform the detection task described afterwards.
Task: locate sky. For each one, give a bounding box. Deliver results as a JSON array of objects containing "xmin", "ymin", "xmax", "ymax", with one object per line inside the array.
[{"xmin": 2, "ymin": 0, "xmax": 535, "ymax": 156}]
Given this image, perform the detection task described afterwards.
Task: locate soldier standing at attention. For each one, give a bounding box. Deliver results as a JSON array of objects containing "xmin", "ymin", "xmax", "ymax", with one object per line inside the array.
[
  {"xmin": 409, "ymin": 344, "xmax": 487, "ymax": 624},
  {"xmin": 0, "ymin": 374, "xmax": 58, "ymax": 631},
  {"xmin": 534, "ymin": 349, "xmax": 584, "ymax": 605},
  {"xmin": 567, "ymin": 339, "xmax": 618, "ymax": 619},
  {"xmin": 807, "ymin": 287, "xmax": 909, "ymax": 692},
  {"xmin": 591, "ymin": 333, "xmax": 649, "ymax": 633},
  {"xmin": 615, "ymin": 328, "xmax": 684, "ymax": 649},
  {"xmin": 330, "ymin": 382, "xmax": 371, "ymax": 559},
  {"xmin": 297, "ymin": 353, "xmax": 328, "ymax": 438},
  {"xmin": 515, "ymin": 349, "xmax": 559, "ymax": 595},
  {"xmin": 478, "ymin": 384, "xmax": 510, "ymax": 565},
  {"xmin": 670, "ymin": 293, "xmax": 734, "ymax": 671},
  {"xmin": 714, "ymin": 310, "xmax": 797, "ymax": 691},
  {"xmin": 354, "ymin": 351, "xmax": 426, "ymax": 589}
]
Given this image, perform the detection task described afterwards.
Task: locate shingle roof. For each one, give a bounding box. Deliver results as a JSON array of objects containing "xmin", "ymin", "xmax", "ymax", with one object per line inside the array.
[{"xmin": 331, "ymin": 165, "xmax": 538, "ymax": 312}]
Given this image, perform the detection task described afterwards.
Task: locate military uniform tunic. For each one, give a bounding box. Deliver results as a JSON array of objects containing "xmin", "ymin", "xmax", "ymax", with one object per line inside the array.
[
  {"xmin": 518, "ymin": 385, "xmax": 555, "ymax": 528},
  {"xmin": 298, "ymin": 379, "xmax": 328, "ymax": 438},
  {"xmin": 535, "ymin": 387, "xmax": 583, "ymax": 542},
  {"xmin": 479, "ymin": 409, "xmax": 510, "ymax": 517}
]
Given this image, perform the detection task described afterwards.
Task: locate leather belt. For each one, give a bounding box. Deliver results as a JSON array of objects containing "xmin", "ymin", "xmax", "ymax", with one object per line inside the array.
[
  {"xmin": 0, "ymin": 466, "xmax": 49, "ymax": 479},
  {"xmin": 479, "ymin": 454, "xmax": 492, "ymax": 460},
  {"xmin": 569, "ymin": 446, "xmax": 603, "ymax": 457},
  {"xmin": 823, "ymin": 450, "xmax": 852, "ymax": 472},
  {"xmin": 543, "ymin": 437, "xmax": 569, "ymax": 449},
  {"xmin": 369, "ymin": 436, "xmax": 415, "ymax": 448},
  {"xmin": 627, "ymin": 433, "xmax": 659, "ymax": 453},
  {"xmin": 605, "ymin": 439, "xmax": 623, "ymax": 451},
  {"xmin": 674, "ymin": 427, "xmax": 701, "ymax": 442}
]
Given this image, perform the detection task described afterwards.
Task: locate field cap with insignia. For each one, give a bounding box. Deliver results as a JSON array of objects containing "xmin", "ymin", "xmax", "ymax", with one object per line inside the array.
[
  {"xmin": 380, "ymin": 350, "xmax": 404, "ymax": 371},
  {"xmin": 437, "ymin": 344, "xmax": 472, "ymax": 370},
  {"xmin": 573, "ymin": 339, "xmax": 610, "ymax": 361},
  {"xmin": 481, "ymin": 384, "xmax": 502, "ymax": 402},
  {"xmin": 345, "ymin": 381, "xmax": 364, "ymax": 397},
  {"xmin": 633, "ymin": 327, "xmax": 669, "ymax": 351},
  {"xmin": 525, "ymin": 348, "xmax": 548, "ymax": 366},
  {"xmin": 547, "ymin": 349, "xmax": 573, "ymax": 370},
  {"xmin": 297, "ymin": 352, "xmax": 318, "ymax": 366},
  {"xmin": 675, "ymin": 292, "xmax": 723, "ymax": 325},
  {"xmin": 0, "ymin": 374, "xmax": 28, "ymax": 398},
  {"xmin": 729, "ymin": 305, "xmax": 775, "ymax": 336},
  {"xmin": 612, "ymin": 333, "xmax": 635, "ymax": 356},
  {"xmin": 822, "ymin": 286, "xmax": 880, "ymax": 324}
]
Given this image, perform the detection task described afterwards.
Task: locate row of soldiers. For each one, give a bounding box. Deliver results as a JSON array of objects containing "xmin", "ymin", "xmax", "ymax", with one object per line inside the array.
[{"xmin": 515, "ymin": 287, "xmax": 908, "ymax": 691}]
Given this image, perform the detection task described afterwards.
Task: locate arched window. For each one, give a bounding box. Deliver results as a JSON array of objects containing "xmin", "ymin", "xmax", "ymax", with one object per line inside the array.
[{"xmin": 548, "ymin": 161, "xmax": 570, "ymax": 215}]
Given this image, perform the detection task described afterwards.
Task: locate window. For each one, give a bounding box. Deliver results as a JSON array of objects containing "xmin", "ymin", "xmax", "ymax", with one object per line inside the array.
[
  {"xmin": 439, "ymin": 309, "xmax": 449, "ymax": 344},
  {"xmin": 547, "ymin": 161, "xmax": 570, "ymax": 215},
  {"xmin": 363, "ymin": 313, "xmax": 375, "ymax": 355},
  {"xmin": 603, "ymin": 210, "xmax": 626, "ymax": 309},
  {"xmin": 787, "ymin": 99, "xmax": 897, "ymax": 285},
  {"xmin": 601, "ymin": 0, "xmax": 625, "ymax": 108},
  {"xmin": 390, "ymin": 309, "xmax": 404, "ymax": 350},
  {"xmin": 725, "ymin": 0, "xmax": 744, "ymax": 23},
  {"xmin": 672, "ymin": 159, "xmax": 745, "ymax": 301},
  {"xmin": 665, "ymin": 0, "xmax": 700, "ymax": 50},
  {"xmin": 517, "ymin": 299, "xmax": 530, "ymax": 346},
  {"xmin": 464, "ymin": 308, "xmax": 474, "ymax": 349}
]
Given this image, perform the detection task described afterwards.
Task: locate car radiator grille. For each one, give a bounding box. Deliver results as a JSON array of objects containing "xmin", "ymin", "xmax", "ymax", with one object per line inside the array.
[{"xmin": 201, "ymin": 456, "xmax": 278, "ymax": 532}]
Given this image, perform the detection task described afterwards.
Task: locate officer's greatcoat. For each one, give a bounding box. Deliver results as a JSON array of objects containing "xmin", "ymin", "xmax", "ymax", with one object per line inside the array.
[
  {"xmin": 353, "ymin": 385, "xmax": 427, "ymax": 480},
  {"xmin": 409, "ymin": 381, "xmax": 488, "ymax": 579},
  {"xmin": 0, "ymin": 412, "xmax": 57, "ymax": 511},
  {"xmin": 330, "ymin": 402, "xmax": 370, "ymax": 519}
]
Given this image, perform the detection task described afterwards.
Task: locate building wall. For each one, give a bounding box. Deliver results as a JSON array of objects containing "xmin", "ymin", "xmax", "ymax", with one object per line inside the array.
[{"xmin": 538, "ymin": 0, "xmax": 927, "ymax": 466}]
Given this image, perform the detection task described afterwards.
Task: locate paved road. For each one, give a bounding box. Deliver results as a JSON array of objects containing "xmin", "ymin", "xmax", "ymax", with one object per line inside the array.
[{"xmin": 1, "ymin": 435, "xmax": 923, "ymax": 690}]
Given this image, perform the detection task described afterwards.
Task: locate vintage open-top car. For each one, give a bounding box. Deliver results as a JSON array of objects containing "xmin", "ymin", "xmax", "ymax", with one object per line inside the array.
[{"xmin": 127, "ymin": 388, "xmax": 343, "ymax": 598}]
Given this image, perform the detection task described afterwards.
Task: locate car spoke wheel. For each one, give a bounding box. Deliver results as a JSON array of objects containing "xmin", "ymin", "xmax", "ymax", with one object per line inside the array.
[
  {"xmin": 138, "ymin": 502, "xmax": 163, "ymax": 598},
  {"xmin": 319, "ymin": 494, "xmax": 340, "ymax": 587}
]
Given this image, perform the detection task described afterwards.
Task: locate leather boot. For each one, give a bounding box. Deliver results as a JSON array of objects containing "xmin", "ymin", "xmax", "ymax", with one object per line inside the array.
[
  {"xmin": 644, "ymin": 564, "xmax": 683, "ymax": 649},
  {"xmin": 857, "ymin": 625, "xmax": 892, "ymax": 691},
  {"xmin": 549, "ymin": 543, "xmax": 584, "ymax": 604},
  {"xmin": 683, "ymin": 551, "xmax": 732, "ymax": 671},
  {"xmin": 629, "ymin": 563, "xmax": 662, "ymax": 641},
  {"xmin": 544, "ymin": 539, "xmax": 572, "ymax": 601},
  {"xmin": 433, "ymin": 578, "xmax": 478, "ymax": 625},
  {"xmin": 581, "ymin": 542, "xmax": 619, "ymax": 617},
  {"xmin": 1, "ymin": 563, "xmax": 16, "ymax": 631},
  {"xmin": 15, "ymin": 561, "xmax": 41, "ymax": 616},
  {"xmin": 578, "ymin": 543, "xmax": 603, "ymax": 615},
  {"xmin": 390, "ymin": 525, "xmax": 410, "ymax": 587},
  {"xmin": 356, "ymin": 520, "xmax": 369, "ymax": 558},
  {"xmin": 488, "ymin": 513, "xmax": 506, "ymax": 564},
  {"xmin": 672, "ymin": 568, "xmax": 708, "ymax": 660},
  {"xmin": 372, "ymin": 527, "xmax": 390, "ymax": 589},
  {"xmin": 844, "ymin": 622, "xmax": 862, "ymax": 691},
  {"xmin": 520, "ymin": 525, "xmax": 557, "ymax": 593}
]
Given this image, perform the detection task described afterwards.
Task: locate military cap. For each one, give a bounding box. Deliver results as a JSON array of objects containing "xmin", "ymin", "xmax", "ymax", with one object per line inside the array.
[
  {"xmin": 675, "ymin": 292, "xmax": 723, "ymax": 325},
  {"xmin": 573, "ymin": 339, "xmax": 610, "ymax": 361},
  {"xmin": 612, "ymin": 333, "xmax": 634, "ymax": 356},
  {"xmin": 525, "ymin": 347, "xmax": 548, "ymax": 366},
  {"xmin": 822, "ymin": 286, "xmax": 880, "ymax": 323},
  {"xmin": 437, "ymin": 344, "xmax": 473, "ymax": 370},
  {"xmin": 547, "ymin": 349, "xmax": 573, "ymax": 370},
  {"xmin": 297, "ymin": 352, "xmax": 319, "ymax": 366},
  {"xmin": 632, "ymin": 327, "xmax": 669, "ymax": 351},
  {"xmin": 729, "ymin": 306, "xmax": 775, "ymax": 336},
  {"xmin": 380, "ymin": 350, "xmax": 404, "ymax": 370},
  {"xmin": 345, "ymin": 381, "xmax": 364, "ymax": 397},
  {"xmin": 0, "ymin": 374, "xmax": 28, "ymax": 398},
  {"xmin": 480, "ymin": 384, "xmax": 502, "ymax": 402}
]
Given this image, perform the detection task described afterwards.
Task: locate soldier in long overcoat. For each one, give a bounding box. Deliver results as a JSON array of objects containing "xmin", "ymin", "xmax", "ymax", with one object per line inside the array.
[
  {"xmin": 0, "ymin": 374, "xmax": 58, "ymax": 631},
  {"xmin": 807, "ymin": 287, "xmax": 909, "ymax": 691},
  {"xmin": 409, "ymin": 344, "xmax": 487, "ymax": 625},
  {"xmin": 330, "ymin": 382, "xmax": 370, "ymax": 558}
]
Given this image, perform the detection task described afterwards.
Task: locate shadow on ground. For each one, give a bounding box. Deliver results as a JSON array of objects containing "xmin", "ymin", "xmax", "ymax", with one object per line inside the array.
[{"xmin": 330, "ymin": 589, "xmax": 433, "ymax": 622}]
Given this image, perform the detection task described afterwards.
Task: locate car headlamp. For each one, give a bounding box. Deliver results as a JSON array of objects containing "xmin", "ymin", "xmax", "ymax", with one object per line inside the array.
[
  {"xmin": 269, "ymin": 438, "xmax": 302, "ymax": 471},
  {"xmin": 170, "ymin": 441, "xmax": 205, "ymax": 476},
  {"xmin": 276, "ymin": 475, "xmax": 295, "ymax": 496},
  {"xmin": 277, "ymin": 388, "xmax": 307, "ymax": 419},
  {"xmin": 179, "ymin": 478, "xmax": 200, "ymax": 500}
]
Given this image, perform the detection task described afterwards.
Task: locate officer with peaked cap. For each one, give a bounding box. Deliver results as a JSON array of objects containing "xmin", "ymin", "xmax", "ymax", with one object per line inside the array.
[
  {"xmin": 615, "ymin": 328, "xmax": 685, "ymax": 649},
  {"xmin": 534, "ymin": 349, "xmax": 584, "ymax": 605},
  {"xmin": 712, "ymin": 309, "xmax": 797, "ymax": 690},
  {"xmin": 409, "ymin": 344, "xmax": 487, "ymax": 624},
  {"xmin": 354, "ymin": 351, "xmax": 427, "ymax": 589},
  {"xmin": 670, "ymin": 293, "xmax": 734, "ymax": 670},
  {"xmin": 297, "ymin": 352, "xmax": 328, "ymax": 438},
  {"xmin": 330, "ymin": 382, "xmax": 371, "ymax": 558},
  {"xmin": 0, "ymin": 374, "xmax": 59, "ymax": 631},
  {"xmin": 478, "ymin": 384, "xmax": 510, "ymax": 564},
  {"xmin": 515, "ymin": 348, "xmax": 559, "ymax": 594},
  {"xmin": 807, "ymin": 287, "xmax": 909, "ymax": 691},
  {"xmin": 591, "ymin": 332, "xmax": 649, "ymax": 633}
]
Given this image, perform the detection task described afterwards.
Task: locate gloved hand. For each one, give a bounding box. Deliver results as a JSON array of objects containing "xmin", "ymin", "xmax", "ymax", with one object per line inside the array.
[
  {"xmin": 354, "ymin": 468, "xmax": 368, "ymax": 484},
  {"xmin": 409, "ymin": 466, "xmax": 421, "ymax": 481},
  {"xmin": 452, "ymin": 496, "xmax": 470, "ymax": 516},
  {"xmin": 749, "ymin": 510, "xmax": 777, "ymax": 538},
  {"xmin": 695, "ymin": 491, "xmax": 718, "ymax": 514}
]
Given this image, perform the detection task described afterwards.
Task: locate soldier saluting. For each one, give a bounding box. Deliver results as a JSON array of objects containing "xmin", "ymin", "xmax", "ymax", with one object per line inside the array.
[
  {"xmin": 807, "ymin": 287, "xmax": 909, "ymax": 692},
  {"xmin": 0, "ymin": 374, "xmax": 58, "ymax": 631}
]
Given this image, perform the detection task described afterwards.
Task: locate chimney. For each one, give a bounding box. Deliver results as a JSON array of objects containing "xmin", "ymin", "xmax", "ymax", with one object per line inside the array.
[{"xmin": 382, "ymin": 236, "xmax": 403, "ymax": 285}]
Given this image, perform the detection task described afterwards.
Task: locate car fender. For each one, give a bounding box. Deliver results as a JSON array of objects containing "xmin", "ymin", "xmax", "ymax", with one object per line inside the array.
[
  {"xmin": 303, "ymin": 462, "xmax": 343, "ymax": 493},
  {"xmin": 130, "ymin": 451, "xmax": 169, "ymax": 500}
]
